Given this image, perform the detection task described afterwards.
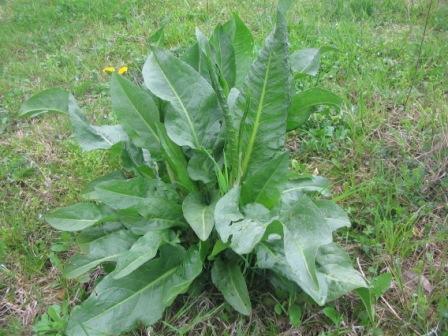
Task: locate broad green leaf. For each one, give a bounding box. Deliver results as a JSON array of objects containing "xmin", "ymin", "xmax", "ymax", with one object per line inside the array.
[
  {"xmin": 83, "ymin": 177, "xmax": 181, "ymax": 217},
  {"xmin": 214, "ymin": 186, "xmax": 273, "ymax": 254},
  {"xmin": 282, "ymin": 176, "xmax": 331, "ymax": 197},
  {"xmin": 316, "ymin": 243, "xmax": 367, "ymax": 302},
  {"xmin": 182, "ymin": 193, "xmax": 216, "ymax": 241},
  {"xmin": 113, "ymin": 230, "xmax": 166, "ymax": 279},
  {"xmin": 288, "ymin": 304, "xmax": 302, "ymax": 327},
  {"xmin": 111, "ymin": 74, "xmax": 162, "ymax": 155},
  {"xmin": 66, "ymin": 245, "xmax": 202, "ymax": 336},
  {"xmin": 77, "ymin": 222, "xmax": 124, "ymax": 244},
  {"xmin": 111, "ymin": 74, "xmax": 195, "ymax": 192},
  {"xmin": 46, "ymin": 203, "xmax": 105, "ymax": 232},
  {"xmin": 20, "ymin": 89, "xmax": 127, "ymax": 151},
  {"xmin": 222, "ymin": 14, "xmax": 254, "ymax": 87},
  {"xmin": 64, "ymin": 230, "xmax": 136, "ymax": 278},
  {"xmin": 20, "ymin": 88, "xmax": 69, "ymax": 118},
  {"xmin": 209, "ymin": 24, "xmax": 236, "ymax": 89},
  {"xmin": 322, "ymin": 306, "xmax": 342, "ymax": 326},
  {"xmin": 211, "ymin": 257, "xmax": 251, "ymax": 315},
  {"xmin": 280, "ymin": 193, "xmax": 333, "ymax": 289},
  {"xmin": 356, "ymin": 287, "xmax": 374, "ymax": 323},
  {"xmin": 143, "ymin": 47, "xmax": 222, "ymax": 149},
  {"xmin": 187, "ymin": 151, "xmax": 215, "ymax": 184},
  {"xmin": 287, "ymin": 88, "xmax": 342, "ymax": 131},
  {"xmin": 120, "ymin": 142, "xmax": 155, "ymax": 178},
  {"xmin": 82, "ymin": 171, "xmax": 125, "ymax": 194},
  {"xmin": 234, "ymin": 8, "xmax": 290, "ymax": 208},
  {"xmin": 257, "ymin": 241, "xmax": 367, "ymax": 306},
  {"xmin": 241, "ymin": 152, "xmax": 288, "ymax": 209},
  {"xmin": 371, "ymin": 273, "xmax": 392, "ymax": 299},
  {"xmin": 290, "ymin": 47, "xmax": 337, "ymax": 76},
  {"xmin": 314, "ymin": 200, "xmax": 351, "ymax": 231},
  {"xmin": 256, "ymin": 242, "xmax": 304, "ymax": 293},
  {"xmin": 117, "ymin": 208, "xmax": 185, "ymax": 235}
]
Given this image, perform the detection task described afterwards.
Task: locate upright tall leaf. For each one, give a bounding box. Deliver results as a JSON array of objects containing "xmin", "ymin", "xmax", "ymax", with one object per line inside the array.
[
  {"xmin": 211, "ymin": 258, "xmax": 251, "ymax": 315},
  {"xmin": 111, "ymin": 74, "xmax": 162, "ymax": 155},
  {"xmin": 233, "ymin": 9, "xmax": 291, "ymax": 208},
  {"xmin": 209, "ymin": 24, "xmax": 236, "ymax": 89},
  {"xmin": 143, "ymin": 48, "xmax": 222, "ymax": 149},
  {"xmin": 66, "ymin": 245, "xmax": 202, "ymax": 336},
  {"xmin": 223, "ymin": 14, "xmax": 254, "ymax": 87},
  {"xmin": 110, "ymin": 74, "xmax": 195, "ymax": 192},
  {"xmin": 20, "ymin": 89, "xmax": 127, "ymax": 151}
]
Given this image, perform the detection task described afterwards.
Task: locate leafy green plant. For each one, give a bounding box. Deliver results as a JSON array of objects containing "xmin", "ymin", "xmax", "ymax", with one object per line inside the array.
[
  {"xmin": 32, "ymin": 303, "xmax": 69, "ymax": 336},
  {"xmin": 21, "ymin": 2, "xmax": 373, "ymax": 335}
]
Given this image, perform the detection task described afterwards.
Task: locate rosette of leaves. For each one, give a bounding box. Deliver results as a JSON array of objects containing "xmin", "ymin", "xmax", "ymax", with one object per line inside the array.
[{"xmin": 21, "ymin": 2, "xmax": 373, "ymax": 335}]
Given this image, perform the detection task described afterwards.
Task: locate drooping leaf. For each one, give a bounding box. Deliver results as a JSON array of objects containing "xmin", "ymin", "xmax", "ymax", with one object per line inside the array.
[
  {"xmin": 143, "ymin": 47, "xmax": 222, "ymax": 149},
  {"xmin": 280, "ymin": 193, "xmax": 333, "ymax": 289},
  {"xmin": 211, "ymin": 257, "xmax": 251, "ymax": 315},
  {"xmin": 77, "ymin": 222, "xmax": 124, "ymax": 244},
  {"xmin": 290, "ymin": 47, "xmax": 336, "ymax": 76},
  {"xmin": 214, "ymin": 186, "xmax": 273, "ymax": 254},
  {"xmin": 45, "ymin": 203, "xmax": 106, "ymax": 232},
  {"xmin": 20, "ymin": 89, "xmax": 127, "ymax": 151},
  {"xmin": 66, "ymin": 245, "xmax": 202, "ymax": 336},
  {"xmin": 222, "ymin": 14, "xmax": 254, "ymax": 87},
  {"xmin": 64, "ymin": 230, "xmax": 136, "ymax": 279},
  {"xmin": 314, "ymin": 200, "xmax": 351, "ymax": 231},
  {"xmin": 282, "ymin": 175, "xmax": 331, "ymax": 197},
  {"xmin": 117, "ymin": 208, "xmax": 185, "ymax": 235},
  {"xmin": 83, "ymin": 176, "xmax": 181, "ymax": 217},
  {"xmin": 287, "ymin": 88, "xmax": 342, "ymax": 131},
  {"xmin": 209, "ymin": 24, "xmax": 236, "ymax": 89},
  {"xmin": 234, "ymin": 8, "xmax": 291, "ymax": 208},
  {"xmin": 113, "ymin": 230, "xmax": 167, "ymax": 279},
  {"xmin": 20, "ymin": 88, "xmax": 69, "ymax": 118},
  {"xmin": 182, "ymin": 193, "xmax": 216, "ymax": 241},
  {"xmin": 256, "ymin": 241, "xmax": 367, "ymax": 306},
  {"xmin": 316, "ymin": 243, "xmax": 368, "ymax": 302}
]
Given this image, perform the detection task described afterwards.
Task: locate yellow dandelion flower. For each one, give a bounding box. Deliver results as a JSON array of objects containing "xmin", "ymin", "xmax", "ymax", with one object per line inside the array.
[
  {"xmin": 118, "ymin": 66, "xmax": 128, "ymax": 75},
  {"xmin": 102, "ymin": 66, "xmax": 115, "ymax": 74}
]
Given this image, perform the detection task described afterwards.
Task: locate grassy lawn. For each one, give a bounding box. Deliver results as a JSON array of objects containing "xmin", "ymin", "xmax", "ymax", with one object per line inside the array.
[{"xmin": 1, "ymin": 0, "xmax": 447, "ymax": 335}]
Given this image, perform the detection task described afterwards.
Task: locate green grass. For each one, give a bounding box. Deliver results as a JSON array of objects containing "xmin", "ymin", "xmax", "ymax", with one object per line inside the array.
[{"xmin": 1, "ymin": 0, "xmax": 447, "ymax": 335}]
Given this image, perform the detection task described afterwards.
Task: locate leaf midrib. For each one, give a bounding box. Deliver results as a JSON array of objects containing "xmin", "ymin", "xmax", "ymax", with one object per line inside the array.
[
  {"xmin": 118, "ymin": 79, "xmax": 161, "ymax": 145},
  {"xmin": 79, "ymin": 264, "xmax": 180, "ymax": 325},
  {"xmin": 153, "ymin": 51, "xmax": 200, "ymax": 148},
  {"xmin": 241, "ymin": 52, "xmax": 272, "ymax": 175},
  {"xmin": 228, "ymin": 264, "xmax": 248, "ymax": 311}
]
